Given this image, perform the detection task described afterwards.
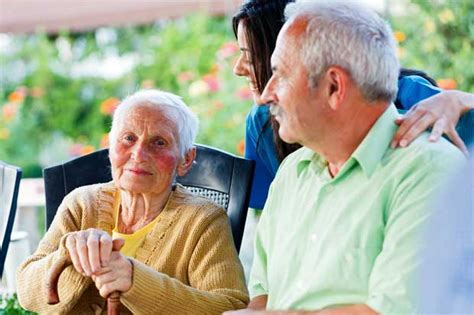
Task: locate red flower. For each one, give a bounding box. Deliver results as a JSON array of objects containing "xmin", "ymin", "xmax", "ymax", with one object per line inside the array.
[
  {"xmin": 177, "ymin": 71, "xmax": 194, "ymax": 84},
  {"xmin": 218, "ymin": 42, "xmax": 239, "ymax": 59},
  {"xmin": 2, "ymin": 102, "xmax": 19, "ymax": 121},
  {"xmin": 236, "ymin": 86, "xmax": 253, "ymax": 100},
  {"xmin": 203, "ymin": 74, "xmax": 220, "ymax": 92}
]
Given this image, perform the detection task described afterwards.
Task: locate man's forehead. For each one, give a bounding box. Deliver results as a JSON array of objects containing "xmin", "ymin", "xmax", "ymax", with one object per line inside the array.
[
  {"xmin": 272, "ymin": 18, "xmax": 307, "ymax": 67},
  {"xmin": 285, "ymin": 16, "xmax": 309, "ymax": 37}
]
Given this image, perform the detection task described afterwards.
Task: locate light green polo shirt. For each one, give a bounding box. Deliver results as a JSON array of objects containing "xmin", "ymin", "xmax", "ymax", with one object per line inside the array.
[{"xmin": 248, "ymin": 105, "xmax": 464, "ymax": 314}]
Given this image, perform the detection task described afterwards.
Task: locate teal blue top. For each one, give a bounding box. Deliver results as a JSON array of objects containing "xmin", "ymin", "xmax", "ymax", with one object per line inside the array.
[{"xmin": 248, "ymin": 105, "xmax": 464, "ymax": 314}]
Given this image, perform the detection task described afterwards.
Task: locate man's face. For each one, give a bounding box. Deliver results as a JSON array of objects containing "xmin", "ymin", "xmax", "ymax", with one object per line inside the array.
[{"xmin": 261, "ymin": 19, "xmax": 328, "ymax": 146}]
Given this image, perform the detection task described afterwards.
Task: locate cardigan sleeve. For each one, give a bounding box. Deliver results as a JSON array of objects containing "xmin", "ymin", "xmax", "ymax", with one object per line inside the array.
[
  {"xmin": 120, "ymin": 210, "xmax": 249, "ymax": 315},
  {"xmin": 16, "ymin": 191, "xmax": 93, "ymax": 314}
]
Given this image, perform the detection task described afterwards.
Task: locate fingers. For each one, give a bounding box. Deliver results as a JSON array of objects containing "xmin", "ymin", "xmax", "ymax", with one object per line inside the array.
[
  {"xmin": 112, "ymin": 238, "xmax": 125, "ymax": 252},
  {"xmin": 93, "ymin": 255, "xmax": 133, "ymax": 298},
  {"xmin": 76, "ymin": 232, "xmax": 92, "ymax": 276},
  {"xmin": 87, "ymin": 231, "xmax": 101, "ymax": 274},
  {"xmin": 65, "ymin": 235, "xmax": 83, "ymax": 274},
  {"xmin": 99, "ymin": 234, "xmax": 113, "ymax": 267},
  {"xmin": 391, "ymin": 109, "xmax": 425, "ymax": 148},
  {"xmin": 428, "ymin": 118, "xmax": 446, "ymax": 142},
  {"xmin": 395, "ymin": 112, "xmax": 435, "ymax": 148},
  {"xmin": 446, "ymin": 128, "xmax": 469, "ymax": 156},
  {"xmin": 64, "ymin": 229, "xmax": 115, "ymax": 277}
]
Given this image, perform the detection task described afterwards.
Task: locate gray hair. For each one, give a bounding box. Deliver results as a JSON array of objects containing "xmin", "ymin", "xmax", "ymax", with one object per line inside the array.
[
  {"xmin": 109, "ymin": 89, "xmax": 199, "ymax": 157},
  {"xmin": 285, "ymin": 0, "xmax": 399, "ymax": 102}
]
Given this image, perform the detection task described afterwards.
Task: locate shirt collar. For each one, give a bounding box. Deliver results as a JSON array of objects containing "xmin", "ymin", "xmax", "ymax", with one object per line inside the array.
[
  {"xmin": 296, "ymin": 105, "xmax": 399, "ymax": 178},
  {"xmin": 351, "ymin": 104, "xmax": 399, "ymax": 178}
]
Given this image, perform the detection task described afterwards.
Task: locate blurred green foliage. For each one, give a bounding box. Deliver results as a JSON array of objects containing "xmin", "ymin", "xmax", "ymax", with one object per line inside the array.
[
  {"xmin": 392, "ymin": 0, "xmax": 473, "ymax": 91},
  {"xmin": 0, "ymin": 15, "xmax": 250, "ymax": 177},
  {"xmin": 0, "ymin": 1, "xmax": 472, "ymax": 178},
  {"xmin": 0, "ymin": 293, "xmax": 35, "ymax": 314}
]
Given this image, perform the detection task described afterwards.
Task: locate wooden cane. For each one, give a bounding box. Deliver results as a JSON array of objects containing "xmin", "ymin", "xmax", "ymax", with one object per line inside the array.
[{"xmin": 47, "ymin": 247, "xmax": 122, "ymax": 315}]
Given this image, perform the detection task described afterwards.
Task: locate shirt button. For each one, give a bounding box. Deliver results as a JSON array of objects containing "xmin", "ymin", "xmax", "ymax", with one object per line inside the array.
[
  {"xmin": 344, "ymin": 253, "xmax": 354, "ymax": 264},
  {"xmin": 310, "ymin": 233, "xmax": 317, "ymax": 242}
]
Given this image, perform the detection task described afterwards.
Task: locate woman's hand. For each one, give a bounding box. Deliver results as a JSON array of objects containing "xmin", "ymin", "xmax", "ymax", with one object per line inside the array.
[
  {"xmin": 64, "ymin": 228, "xmax": 120, "ymax": 276},
  {"xmin": 91, "ymin": 250, "xmax": 133, "ymax": 298},
  {"xmin": 391, "ymin": 90, "xmax": 470, "ymax": 155}
]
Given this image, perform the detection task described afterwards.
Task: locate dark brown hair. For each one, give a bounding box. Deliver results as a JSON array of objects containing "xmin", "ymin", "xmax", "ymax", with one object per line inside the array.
[{"xmin": 232, "ymin": 0, "xmax": 301, "ymax": 162}]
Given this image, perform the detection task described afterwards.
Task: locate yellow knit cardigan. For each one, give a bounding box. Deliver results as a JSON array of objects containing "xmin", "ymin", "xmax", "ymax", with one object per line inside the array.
[{"xmin": 16, "ymin": 182, "xmax": 249, "ymax": 314}]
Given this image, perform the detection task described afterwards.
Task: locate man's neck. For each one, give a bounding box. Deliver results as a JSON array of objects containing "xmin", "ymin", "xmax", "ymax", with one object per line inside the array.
[{"xmin": 308, "ymin": 101, "xmax": 389, "ymax": 178}]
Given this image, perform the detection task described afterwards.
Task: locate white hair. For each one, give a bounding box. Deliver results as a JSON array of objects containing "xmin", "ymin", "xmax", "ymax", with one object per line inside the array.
[
  {"xmin": 285, "ymin": 0, "xmax": 400, "ymax": 102},
  {"xmin": 109, "ymin": 89, "xmax": 199, "ymax": 157}
]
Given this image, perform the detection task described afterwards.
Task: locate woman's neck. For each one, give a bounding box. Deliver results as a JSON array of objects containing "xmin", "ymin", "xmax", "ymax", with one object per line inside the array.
[{"xmin": 118, "ymin": 188, "xmax": 172, "ymax": 233}]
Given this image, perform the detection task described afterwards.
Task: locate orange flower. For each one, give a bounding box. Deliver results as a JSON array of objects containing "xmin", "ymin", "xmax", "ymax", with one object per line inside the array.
[
  {"xmin": 100, "ymin": 133, "xmax": 110, "ymax": 148},
  {"xmin": 437, "ymin": 78, "xmax": 457, "ymax": 90},
  {"xmin": 237, "ymin": 139, "xmax": 245, "ymax": 156},
  {"xmin": 8, "ymin": 90, "xmax": 26, "ymax": 103},
  {"xmin": 393, "ymin": 31, "xmax": 406, "ymax": 43},
  {"xmin": 80, "ymin": 145, "xmax": 95, "ymax": 156},
  {"xmin": 2, "ymin": 102, "xmax": 19, "ymax": 121},
  {"xmin": 100, "ymin": 97, "xmax": 120, "ymax": 115},
  {"xmin": 208, "ymin": 64, "xmax": 220, "ymax": 75}
]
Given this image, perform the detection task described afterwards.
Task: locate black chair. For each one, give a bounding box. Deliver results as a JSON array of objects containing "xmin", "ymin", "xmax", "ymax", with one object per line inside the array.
[
  {"xmin": 0, "ymin": 161, "xmax": 22, "ymax": 276},
  {"xmin": 43, "ymin": 144, "xmax": 254, "ymax": 252}
]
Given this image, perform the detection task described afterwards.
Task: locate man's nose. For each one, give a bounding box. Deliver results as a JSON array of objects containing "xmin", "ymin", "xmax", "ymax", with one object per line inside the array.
[{"xmin": 261, "ymin": 76, "xmax": 277, "ymax": 105}]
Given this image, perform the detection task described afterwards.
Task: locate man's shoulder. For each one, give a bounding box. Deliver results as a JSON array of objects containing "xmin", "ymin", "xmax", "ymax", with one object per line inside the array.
[
  {"xmin": 387, "ymin": 133, "xmax": 464, "ymax": 172},
  {"xmin": 281, "ymin": 147, "xmax": 314, "ymax": 167}
]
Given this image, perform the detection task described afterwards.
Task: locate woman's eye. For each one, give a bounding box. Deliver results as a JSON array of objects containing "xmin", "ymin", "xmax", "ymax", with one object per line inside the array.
[
  {"xmin": 122, "ymin": 134, "xmax": 135, "ymax": 143},
  {"xmin": 152, "ymin": 138, "xmax": 166, "ymax": 146}
]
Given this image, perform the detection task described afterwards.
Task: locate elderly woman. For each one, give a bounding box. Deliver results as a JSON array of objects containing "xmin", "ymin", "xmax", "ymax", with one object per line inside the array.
[{"xmin": 16, "ymin": 89, "xmax": 249, "ymax": 314}]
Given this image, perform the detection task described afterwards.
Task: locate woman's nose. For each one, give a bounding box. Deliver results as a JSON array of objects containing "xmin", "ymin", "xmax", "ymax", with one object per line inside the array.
[
  {"xmin": 131, "ymin": 142, "xmax": 147, "ymax": 162},
  {"xmin": 233, "ymin": 54, "xmax": 248, "ymax": 77}
]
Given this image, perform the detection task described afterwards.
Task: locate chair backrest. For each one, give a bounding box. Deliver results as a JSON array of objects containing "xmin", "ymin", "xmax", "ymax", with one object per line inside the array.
[
  {"xmin": 0, "ymin": 162, "xmax": 22, "ymax": 276},
  {"xmin": 43, "ymin": 144, "xmax": 254, "ymax": 252}
]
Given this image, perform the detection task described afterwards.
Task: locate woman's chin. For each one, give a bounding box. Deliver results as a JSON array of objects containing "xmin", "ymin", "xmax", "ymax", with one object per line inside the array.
[{"xmin": 252, "ymin": 92, "xmax": 265, "ymax": 105}]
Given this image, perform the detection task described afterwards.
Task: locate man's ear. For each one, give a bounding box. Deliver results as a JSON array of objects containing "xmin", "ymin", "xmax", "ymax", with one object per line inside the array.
[
  {"xmin": 325, "ymin": 66, "xmax": 348, "ymax": 111},
  {"xmin": 177, "ymin": 147, "xmax": 196, "ymax": 177}
]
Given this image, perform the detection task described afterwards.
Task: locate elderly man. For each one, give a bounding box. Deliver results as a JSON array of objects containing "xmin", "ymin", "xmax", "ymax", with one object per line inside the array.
[{"xmin": 226, "ymin": 1, "xmax": 464, "ymax": 315}]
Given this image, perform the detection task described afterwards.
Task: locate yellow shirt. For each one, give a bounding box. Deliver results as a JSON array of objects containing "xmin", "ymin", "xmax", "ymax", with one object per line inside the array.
[{"xmin": 112, "ymin": 191, "xmax": 170, "ymax": 257}]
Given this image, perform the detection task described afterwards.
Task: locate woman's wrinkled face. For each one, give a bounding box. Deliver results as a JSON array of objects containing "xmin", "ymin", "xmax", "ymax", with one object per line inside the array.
[
  {"xmin": 233, "ymin": 22, "xmax": 265, "ymax": 105},
  {"xmin": 109, "ymin": 104, "xmax": 183, "ymax": 195}
]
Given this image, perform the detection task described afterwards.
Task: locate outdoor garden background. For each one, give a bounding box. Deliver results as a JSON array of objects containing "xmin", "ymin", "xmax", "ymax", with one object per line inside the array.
[{"xmin": 1, "ymin": 0, "xmax": 473, "ymax": 313}]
